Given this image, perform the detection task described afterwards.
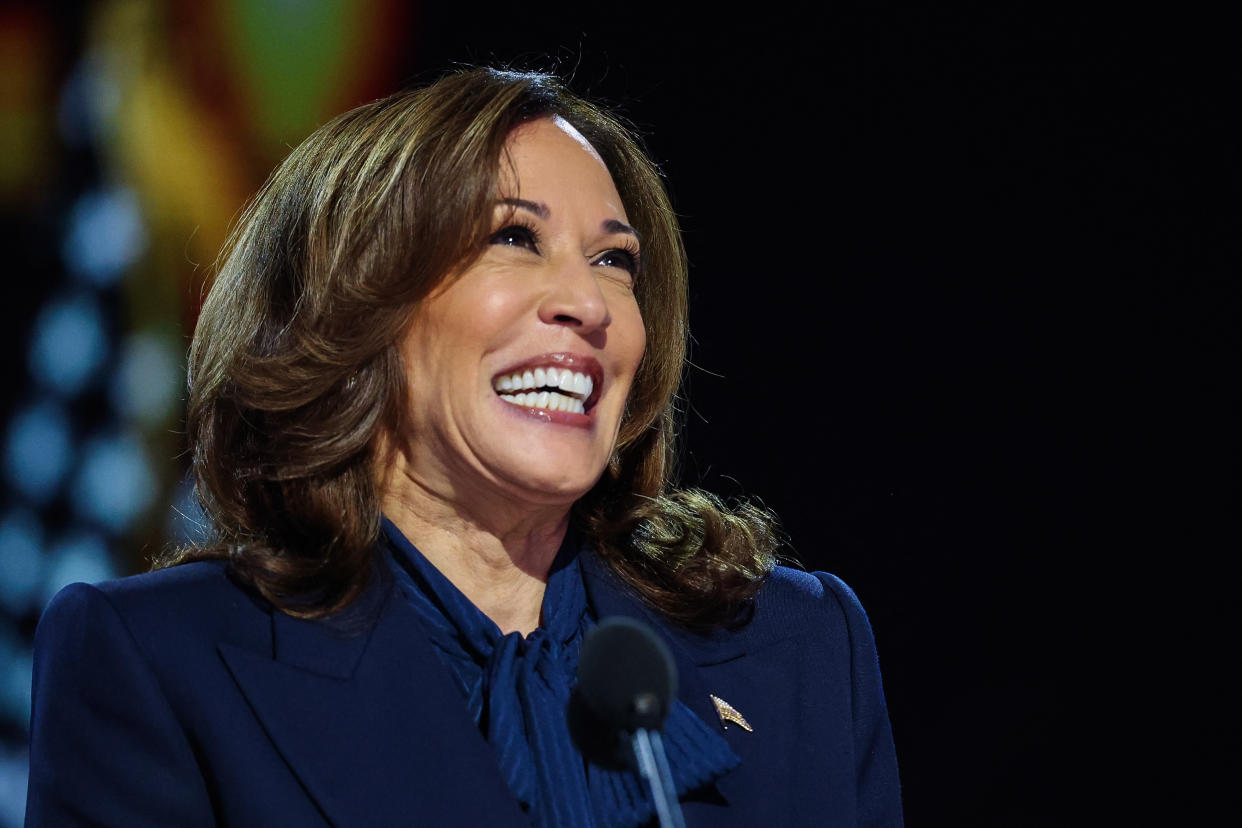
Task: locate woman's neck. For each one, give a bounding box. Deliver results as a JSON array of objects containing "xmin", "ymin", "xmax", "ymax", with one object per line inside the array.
[{"xmin": 382, "ymin": 480, "xmax": 570, "ymax": 637}]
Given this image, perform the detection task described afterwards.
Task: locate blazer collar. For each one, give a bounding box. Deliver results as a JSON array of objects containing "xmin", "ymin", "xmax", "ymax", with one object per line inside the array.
[
  {"xmin": 579, "ymin": 549, "xmax": 751, "ymax": 666},
  {"xmin": 219, "ymin": 564, "xmax": 530, "ymax": 828}
]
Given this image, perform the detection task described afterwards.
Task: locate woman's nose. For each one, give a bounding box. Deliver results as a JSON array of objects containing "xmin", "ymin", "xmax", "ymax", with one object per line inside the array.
[{"xmin": 537, "ymin": 257, "xmax": 611, "ymax": 332}]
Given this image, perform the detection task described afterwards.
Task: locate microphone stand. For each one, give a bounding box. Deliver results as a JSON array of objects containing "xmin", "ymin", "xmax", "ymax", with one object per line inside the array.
[{"xmin": 631, "ymin": 727, "xmax": 685, "ymax": 828}]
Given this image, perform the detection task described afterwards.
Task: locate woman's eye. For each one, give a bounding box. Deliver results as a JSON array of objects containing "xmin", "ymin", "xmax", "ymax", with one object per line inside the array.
[
  {"xmin": 594, "ymin": 248, "xmax": 640, "ymax": 277},
  {"xmin": 489, "ymin": 225, "xmax": 539, "ymax": 252}
]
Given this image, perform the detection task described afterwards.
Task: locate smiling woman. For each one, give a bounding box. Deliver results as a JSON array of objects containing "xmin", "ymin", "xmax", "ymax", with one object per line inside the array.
[{"xmin": 24, "ymin": 68, "xmax": 902, "ymax": 827}]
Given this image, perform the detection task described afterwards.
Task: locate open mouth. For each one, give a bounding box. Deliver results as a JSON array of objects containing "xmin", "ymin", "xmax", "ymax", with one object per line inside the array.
[{"xmin": 492, "ymin": 363, "xmax": 599, "ymax": 415}]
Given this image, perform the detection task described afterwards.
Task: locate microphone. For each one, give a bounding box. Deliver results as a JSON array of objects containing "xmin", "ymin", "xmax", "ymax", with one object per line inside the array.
[{"xmin": 570, "ymin": 616, "xmax": 686, "ymax": 828}]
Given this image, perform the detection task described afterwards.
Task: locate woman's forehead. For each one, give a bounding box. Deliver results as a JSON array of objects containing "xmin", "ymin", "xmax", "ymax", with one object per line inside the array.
[
  {"xmin": 504, "ymin": 116, "xmax": 608, "ymax": 175},
  {"xmin": 497, "ymin": 117, "xmax": 625, "ymax": 221}
]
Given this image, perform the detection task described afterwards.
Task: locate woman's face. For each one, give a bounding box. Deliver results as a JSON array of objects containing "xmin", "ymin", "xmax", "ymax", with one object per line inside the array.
[{"xmin": 393, "ymin": 116, "xmax": 646, "ymax": 512}]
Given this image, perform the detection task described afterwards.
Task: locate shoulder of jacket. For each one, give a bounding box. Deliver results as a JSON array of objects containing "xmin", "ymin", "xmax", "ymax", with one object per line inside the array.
[
  {"xmin": 40, "ymin": 561, "xmax": 270, "ymax": 653},
  {"xmin": 749, "ymin": 566, "xmax": 871, "ymax": 640}
]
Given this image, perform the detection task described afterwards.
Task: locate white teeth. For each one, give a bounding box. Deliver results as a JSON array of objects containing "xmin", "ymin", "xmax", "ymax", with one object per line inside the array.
[
  {"xmin": 493, "ymin": 367, "xmax": 595, "ymax": 408},
  {"xmin": 499, "ymin": 391, "xmax": 586, "ymax": 414}
]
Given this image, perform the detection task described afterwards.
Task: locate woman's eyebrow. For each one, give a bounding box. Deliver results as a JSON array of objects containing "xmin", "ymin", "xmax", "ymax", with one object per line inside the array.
[
  {"xmin": 498, "ymin": 197, "xmax": 549, "ymax": 219},
  {"xmin": 603, "ymin": 218, "xmax": 639, "ymax": 242},
  {"xmin": 498, "ymin": 198, "xmax": 639, "ymax": 242}
]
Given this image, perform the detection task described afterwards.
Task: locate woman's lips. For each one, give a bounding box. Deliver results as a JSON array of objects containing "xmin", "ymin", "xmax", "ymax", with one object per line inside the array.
[{"xmin": 497, "ymin": 398, "xmax": 594, "ymax": 427}]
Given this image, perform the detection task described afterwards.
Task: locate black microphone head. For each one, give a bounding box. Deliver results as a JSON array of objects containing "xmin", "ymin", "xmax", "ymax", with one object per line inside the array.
[{"xmin": 570, "ymin": 616, "xmax": 678, "ymax": 768}]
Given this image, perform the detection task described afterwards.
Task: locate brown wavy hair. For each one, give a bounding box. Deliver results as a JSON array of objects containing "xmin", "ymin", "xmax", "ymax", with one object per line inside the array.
[{"xmin": 160, "ymin": 67, "xmax": 780, "ymax": 629}]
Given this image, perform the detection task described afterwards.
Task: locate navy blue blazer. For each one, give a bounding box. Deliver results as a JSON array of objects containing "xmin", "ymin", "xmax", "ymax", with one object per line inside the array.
[{"xmin": 25, "ymin": 549, "xmax": 902, "ymax": 827}]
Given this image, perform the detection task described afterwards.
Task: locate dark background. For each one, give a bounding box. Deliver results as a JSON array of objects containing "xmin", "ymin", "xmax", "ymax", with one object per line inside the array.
[{"xmin": 3, "ymin": 2, "xmax": 1236, "ymax": 824}]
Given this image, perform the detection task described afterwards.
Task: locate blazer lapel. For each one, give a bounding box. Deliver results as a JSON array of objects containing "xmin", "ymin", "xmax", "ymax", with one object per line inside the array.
[{"xmin": 219, "ymin": 574, "xmax": 529, "ymax": 828}]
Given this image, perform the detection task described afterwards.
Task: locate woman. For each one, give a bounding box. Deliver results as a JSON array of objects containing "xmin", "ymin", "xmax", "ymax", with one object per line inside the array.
[{"xmin": 25, "ymin": 68, "xmax": 902, "ymax": 827}]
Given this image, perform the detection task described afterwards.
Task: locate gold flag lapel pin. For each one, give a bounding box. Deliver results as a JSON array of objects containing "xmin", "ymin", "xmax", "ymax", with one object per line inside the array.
[{"xmin": 709, "ymin": 694, "xmax": 753, "ymax": 732}]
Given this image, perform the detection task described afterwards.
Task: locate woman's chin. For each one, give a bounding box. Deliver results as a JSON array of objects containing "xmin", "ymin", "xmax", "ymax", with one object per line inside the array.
[
  {"xmin": 483, "ymin": 455, "xmax": 606, "ymax": 508},
  {"xmin": 474, "ymin": 408, "xmax": 615, "ymax": 504}
]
